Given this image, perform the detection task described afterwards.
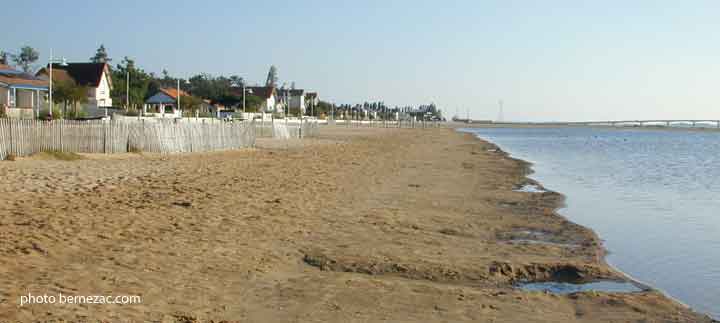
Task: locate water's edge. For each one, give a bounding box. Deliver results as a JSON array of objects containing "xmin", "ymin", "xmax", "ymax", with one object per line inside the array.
[{"xmin": 457, "ymin": 128, "xmax": 711, "ymax": 319}]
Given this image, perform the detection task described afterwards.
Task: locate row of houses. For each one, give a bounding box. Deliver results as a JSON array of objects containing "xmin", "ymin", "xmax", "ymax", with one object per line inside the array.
[
  {"xmin": 1, "ymin": 62, "xmax": 118, "ymax": 118},
  {"xmin": 0, "ymin": 64, "xmax": 50, "ymax": 118},
  {"xmin": 1, "ymin": 62, "xmax": 319, "ymax": 119},
  {"xmin": 141, "ymin": 86, "xmax": 319, "ymax": 119}
]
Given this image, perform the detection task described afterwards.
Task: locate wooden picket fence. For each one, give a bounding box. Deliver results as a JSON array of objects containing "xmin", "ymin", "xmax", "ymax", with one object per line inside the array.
[
  {"xmin": 301, "ymin": 120, "xmax": 319, "ymax": 138},
  {"xmin": 255, "ymin": 119, "xmax": 320, "ymax": 139},
  {"xmin": 0, "ymin": 119, "xmax": 256, "ymax": 160}
]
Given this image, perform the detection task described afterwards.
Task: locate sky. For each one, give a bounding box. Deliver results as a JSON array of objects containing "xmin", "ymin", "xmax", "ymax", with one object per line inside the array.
[{"xmin": 3, "ymin": 0, "xmax": 720, "ymax": 121}]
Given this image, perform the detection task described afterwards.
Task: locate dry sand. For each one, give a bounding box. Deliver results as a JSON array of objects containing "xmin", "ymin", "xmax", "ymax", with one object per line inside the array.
[{"xmin": 0, "ymin": 126, "xmax": 713, "ymax": 322}]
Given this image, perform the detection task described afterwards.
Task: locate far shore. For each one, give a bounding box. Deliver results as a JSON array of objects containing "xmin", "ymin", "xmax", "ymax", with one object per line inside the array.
[
  {"xmin": 0, "ymin": 126, "xmax": 714, "ymax": 322},
  {"xmin": 449, "ymin": 121, "xmax": 720, "ymax": 132}
]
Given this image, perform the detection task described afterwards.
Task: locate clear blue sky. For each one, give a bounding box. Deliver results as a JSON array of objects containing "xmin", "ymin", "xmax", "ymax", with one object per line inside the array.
[{"xmin": 3, "ymin": 0, "xmax": 719, "ymax": 121}]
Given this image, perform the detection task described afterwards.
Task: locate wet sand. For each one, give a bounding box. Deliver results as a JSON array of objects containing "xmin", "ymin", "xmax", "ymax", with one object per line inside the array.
[{"xmin": 0, "ymin": 126, "xmax": 713, "ymax": 322}]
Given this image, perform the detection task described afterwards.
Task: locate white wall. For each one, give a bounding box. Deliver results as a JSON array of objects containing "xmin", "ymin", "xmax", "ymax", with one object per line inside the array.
[
  {"xmin": 290, "ymin": 95, "xmax": 305, "ymax": 113},
  {"xmin": 93, "ymin": 70, "xmax": 113, "ymax": 107},
  {"xmin": 266, "ymin": 96, "xmax": 277, "ymax": 112}
]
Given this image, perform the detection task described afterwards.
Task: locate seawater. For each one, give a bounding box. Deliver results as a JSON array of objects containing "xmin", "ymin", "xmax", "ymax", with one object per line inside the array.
[{"xmin": 461, "ymin": 127, "xmax": 720, "ymax": 319}]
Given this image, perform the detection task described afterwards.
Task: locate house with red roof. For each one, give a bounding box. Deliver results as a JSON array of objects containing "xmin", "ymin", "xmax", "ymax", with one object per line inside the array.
[
  {"xmin": 144, "ymin": 88, "xmax": 188, "ymax": 118},
  {"xmin": 1, "ymin": 63, "xmax": 49, "ymax": 118},
  {"xmin": 36, "ymin": 62, "xmax": 113, "ymax": 114}
]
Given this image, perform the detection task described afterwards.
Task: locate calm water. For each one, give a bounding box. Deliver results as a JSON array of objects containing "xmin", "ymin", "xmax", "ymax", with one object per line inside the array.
[
  {"xmin": 461, "ymin": 127, "xmax": 720, "ymax": 319},
  {"xmin": 519, "ymin": 281, "xmax": 642, "ymax": 294}
]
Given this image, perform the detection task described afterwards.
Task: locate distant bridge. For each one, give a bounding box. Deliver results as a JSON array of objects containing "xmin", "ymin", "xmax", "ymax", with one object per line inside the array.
[{"xmin": 492, "ymin": 120, "xmax": 720, "ymax": 128}]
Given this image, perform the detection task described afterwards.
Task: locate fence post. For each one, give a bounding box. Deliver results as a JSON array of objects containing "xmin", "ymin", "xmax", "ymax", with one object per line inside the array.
[
  {"xmin": 8, "ymin": 119, "xmax": 14, "ymax": 156},
  {"xmin": 103, "ymin": 120, "xmax": 107, "ymax": 154},
  {"xmin": 59, "ymin": 120, "xmax": 64, "ymax": 152}
]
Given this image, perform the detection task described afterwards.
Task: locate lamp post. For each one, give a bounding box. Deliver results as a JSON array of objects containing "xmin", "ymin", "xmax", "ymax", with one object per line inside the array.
[
  {"xmin": 126, "ymin": 68, "xmax": 130, "ymax": 109},
  {"xmin": 242, "ymin": 85, "xmax": 252, "ymax": 114},
  {"xmin": 177, "ymin": 79, "xmax": 181, "ymax": 116},
  {"xmin": 48, "ymin": 49, "xmax": 68, "ymax": 119}
]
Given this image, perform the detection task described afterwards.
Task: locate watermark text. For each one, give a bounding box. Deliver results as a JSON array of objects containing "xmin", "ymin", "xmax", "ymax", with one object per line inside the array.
[{"xmin": 19, "ymin": 293, "xmax": 141, "ymax": 306}]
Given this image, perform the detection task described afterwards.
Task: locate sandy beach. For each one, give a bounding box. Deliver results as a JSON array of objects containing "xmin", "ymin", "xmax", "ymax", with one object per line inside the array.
[{"xmin": 0, "ymin": 126, "xmax": 713, "ymax": 322}]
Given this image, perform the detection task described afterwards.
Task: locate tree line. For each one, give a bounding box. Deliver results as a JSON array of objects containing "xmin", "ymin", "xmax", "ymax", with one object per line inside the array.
[
  {"xmin": 2, "ymin": 45, "xmax": 443, "ymax": 120},
  {"xmin": 1, "ymin": 45, "xmax": 267, "ymax": 116}
]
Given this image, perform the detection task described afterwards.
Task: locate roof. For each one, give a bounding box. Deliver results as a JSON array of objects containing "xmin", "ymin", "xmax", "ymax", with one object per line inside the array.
[
  {"xmin": 0, "ymin": 64, "xmax": 18, "ymax": 72},
  {"xmin": 0, "ymin": 64, "xmax": 49, "ymax": 89},
  {"xmin": 43, "ymin": 69, "xmax": 74, "ymax": 84},
  {"xmin": 244, "ymin": 86, "xmax": 276, "ymax": 99},
  {"xmin": 159, "ymin": 88, "xmax": 189, "ymax": 100},
  {"xmin": 305, "ymin": 92, "xmax": 318, "ymax": 98},
  {"xmin": 36, "ymin": 62, "xmax": 110, "ymax": 88},
  {"xmin": 277, "ymin": 88, "xmax": 305, "ymax": 95}
]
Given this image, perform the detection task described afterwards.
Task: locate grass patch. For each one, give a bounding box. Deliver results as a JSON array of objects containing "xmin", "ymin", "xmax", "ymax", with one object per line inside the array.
[
  {"xmin": 128, "ymin": 146, "xmax": 143, "ymax": 154},
  {"xmin": 36, "ymin": 150, "xmax": 84, "ymax": 161}
]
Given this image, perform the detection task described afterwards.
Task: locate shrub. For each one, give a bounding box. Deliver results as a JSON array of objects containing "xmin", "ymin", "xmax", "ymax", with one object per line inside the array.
[
  {"xmin": 38, "ymin": 107, "xmax": 63, "ymax": 120},
  {"xmin": 38, "ymin": 150, "xmax": 83, "ymax": 161},
  {"xmin": 64, "ymin": 108, "xmax": 87, "ymax": 120}
]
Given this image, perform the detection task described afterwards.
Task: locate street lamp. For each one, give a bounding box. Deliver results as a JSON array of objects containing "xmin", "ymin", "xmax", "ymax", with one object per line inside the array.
[
  {"xmin": 177, "ymin": 78, "xmax": 181, "ymax": 117},
  {"xmin": 242, "ymin": 85, "xmax": 252, "ymax": 114},
  {"xmin": 48, "ymin": 49, "xmax": 68, "ymax": 119}
]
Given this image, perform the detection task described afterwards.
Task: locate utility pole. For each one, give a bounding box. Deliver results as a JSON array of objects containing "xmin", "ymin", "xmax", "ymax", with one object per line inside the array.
[
  {"xmin": 177, "ymin": 79, "xmax": 181, "ymax": 116},
  {"xmin": 49, "ymin": 49, "xmax": 53, "ymax": 119},
  {"xmin": 126, "ymin": 69, "xmax": 130, "ymax": 110}
]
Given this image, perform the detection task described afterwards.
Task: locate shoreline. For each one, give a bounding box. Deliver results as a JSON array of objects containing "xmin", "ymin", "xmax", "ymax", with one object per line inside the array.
[
  {"xmin": 0, "ymin": 126, "xmax": 715, "ymax": 322},
  {"xmin": 461, "ymin": 127, "xmax": 716, "ymax": 321}
]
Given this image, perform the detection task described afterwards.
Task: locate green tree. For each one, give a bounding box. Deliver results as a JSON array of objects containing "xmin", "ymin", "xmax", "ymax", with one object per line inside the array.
[
  {"xmin": 111, "ymin": 56, "xmax": 151, "ymax": 110},
  {"xmin": 179, "ymin": 95, "xmax": 203, "ymax": 116},
  {"xmin": 159, "ymin": 69, "xmax": 177, "ymax": 88},
  {"xmin": 13, "ymin": 46, "xmax": 39, "ymax": 73},
  {"xmin": 216, "ymin": 93, "xmax": 242, "ymax": 109},
  {"xmin": 52, "ymin": 80, "xmax": 89, "ymax": 119},
  {"xmin": 68, "ymin": 84, "xmax": 89, "ymax": 118},
  {"xmin": 90, "ymin": 44, "xmax": 112, "ymax": 63},
  {"xmin": 0, "ymin": 51, "xmax": 9, "ymax": 65},
  {"xmin": 242, "ymin": 95, "xmax": 264, "ymax": 112},
  {"xmin": 315, "ymin": 101, "xmax": 333, "ymax": 117},
  {"xmin": 184, "ymin": 73, "xmax": 244, "ymax": 104},
  {"xmin": 229, "ymin": 75, "xmax": 244, "ymax": 88}
]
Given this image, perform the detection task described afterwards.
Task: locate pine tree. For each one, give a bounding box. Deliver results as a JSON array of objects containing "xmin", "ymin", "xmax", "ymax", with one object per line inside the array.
[
  {"xmin": 13, "ymin": 46, "xmax": 39, "ymax": 73},
  {"xmin": 90, "ymin": 44, "xmax": 112, "ymax": 64},
  {"xmin": 265, "ymin": 65, "xmax": 278, "ymax": 87}
]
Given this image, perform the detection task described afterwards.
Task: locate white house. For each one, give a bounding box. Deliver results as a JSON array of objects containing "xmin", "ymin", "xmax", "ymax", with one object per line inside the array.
[
  {"xmin": 277, "ymin": 88, "xmax": 306, "ymax": 114},
  {"xmin": 245, "ymin": 86, "xmax": 279, "ymax": 113},
  {"xmin": 37, "ymin": 62, "xmax": 113, "ymax": 116}
]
